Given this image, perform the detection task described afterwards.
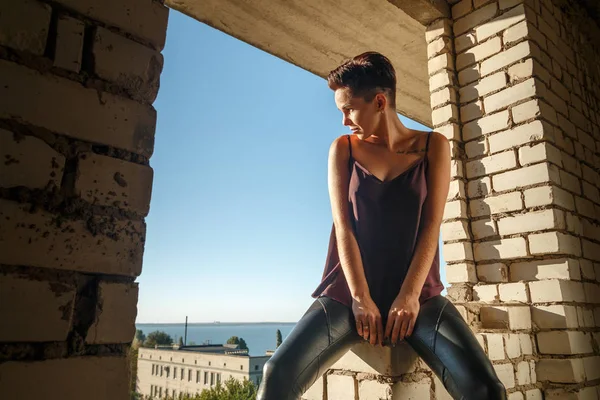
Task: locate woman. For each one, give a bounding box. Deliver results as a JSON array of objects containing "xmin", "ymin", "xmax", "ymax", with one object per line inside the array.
[{"xmin": 257, "ymin": 52, "xmax": 506, "ymax": 400}]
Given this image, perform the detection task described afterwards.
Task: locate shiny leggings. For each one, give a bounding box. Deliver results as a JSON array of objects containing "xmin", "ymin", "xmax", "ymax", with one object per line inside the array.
[{"xmin": 257, "ymin": 295, "xmax": 506, "ymax": 400}]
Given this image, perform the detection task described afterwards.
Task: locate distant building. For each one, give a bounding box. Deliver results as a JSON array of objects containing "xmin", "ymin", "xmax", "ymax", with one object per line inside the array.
[{"xmin": 137, "ymin": 344, "xmax": 270, "ymax": 398}]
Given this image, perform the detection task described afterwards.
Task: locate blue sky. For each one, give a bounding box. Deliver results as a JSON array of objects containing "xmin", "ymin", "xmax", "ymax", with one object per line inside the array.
[{"xmin": 136, "ymin": 10, "xmax": 446, "ymax": 323}]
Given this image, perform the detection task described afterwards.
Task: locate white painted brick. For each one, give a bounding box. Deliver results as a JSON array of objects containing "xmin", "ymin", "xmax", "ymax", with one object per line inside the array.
[
  {"xmin": 585, "ymin": 237, "xmax": 600, "ymax": 263},
  {"xmin": 580, "ymin": 259, "xmax": 595, "ymax": 280},
  {"xmin": 430, "ymin": 71, "xmax": 452, "ymax": 92},
  {"xmin": 426, "ymin": 18, "xmax": 452, "ymax": 42},
  {"xmin": 465, "ymin": 137, "xmax": 488, "ymax": 158},
  {"xmin": 536, "ymin": 359, "xmax": 586, "ymax": 383},
  {"xmin": 560, "ymin": 171, "xmax": 582, "ymax": 195},
  {"xmin": 428, "ymin": 53, "xmax": 454, "ymax": 74},
  {"xmin": 489, "ymin": 120, "xmax": 553, "ymax": 154},
  {"xmin": 529, "ymin": 280, "xmax": 585, "ymax": 303},
  {"xmin": 0, "ymin": 0, "xmax": 51, "ymax": 55},
  {"xmin": 477, "ymin": 263, "xmax": 508, "ymax": 282},
  {"xmin": 576, "ymin": 196, "xmax": 596, "ymax": 220},
  {"xmin": 447, "ymin": 179, "xmax": 466, "ymax": 201},
  {"xmin": 447, "ymin": 263, "xmax": 477, "ymax": 283},
  {"xmin": 511, "ymin": 258, "xmax": 581, "ymax": 281},
  {"xmin": 456, "ymin": 37, "xmax": 502, "ymax": 70},
  {"xmin": 524, "ymin": 185, "xmax": 574, "ymax": 210},
  {"xmin": 428, "ymin": 36, "xmax": 452, "ymax": 59},
  {"xmin": 431, "ymin": 87, "xmax": 457, "ymax": 108},
  {"xmin": 484, "ymin": 77, "xmax": 537, "ymax": 113},
  {"xmin": 358, "ymin": 380, "xmax": 392, "ymax": 400},
  {"xmin": 497, "ymin": 209, "xmax": 564, "ymax": 236},
  {"xmin": 438, "ymin": 123, "xmax": 461, "ymax": 141},
  {"xmin": 577, "ymin": 307, "xmax": 594, "ymax": 328},
  {"xmin": 86, "ymin": 282, "xmax": 138, "ymax": 344},
  {"xmin": 466, "ymin": 151, "xmax": 517, "ymax": 179},
  {"xmin": 532, "ymin": 305, "xmax": 579, "ymax": 329},
  {"xmin": 583, "ymin": 357, "xmax": 600, "ymax": 381},
  {"xmin": 538, "ymin": 331, "xmax": 593, "ymax": 355},
  {"xmin": 327, "ymin": 375, "xmax": 355, "ymax": 400},
  {"xmin": 481, "ymin": 41, "xmax": 539, "ymax": 77},
  {"xmin": 520, "ymin": 333, "xmax": 533, "ymax": 355},
  {"xmin": 444, "ymin": 199, "xmax": 468, "ymax": 220},
  {"xmin": 442, "ymin": 220, "xmax": 471, "ymax": 241},
  {"xmin": 454, "ymin": 3, "xmax": 499, "ymax": 36},
  {"xmin": 432, "ymin": 103, "xmax": 458, "ymax": 126},
  {"xmin": 518, "ymin": 142, "xmax": 562, "ymax": 166},
  {"xmin": 470, "ymin": 192, "xmax": 523, "ymax": 217},
  {"xmin": 517, "ymin": 361, "xmax": 531, "ymax": 385},
  {"xmin": 468, "ymin": 177, "xmax": 492, "ymax": 198},
  {"xmin": 566, "ymin": 212, "xmax": 583, "ymax": 237},
  {"xmin": 463, "ymin": 110, "xmax": 510, "ymax": 141},
  {"xmin": 504, "ymin": 20, "xmax": 529, "ymax": 45},
  {"xmin": 493, "ymin": 163, "xmax": 560, "ymax": 192},
  {"xmin": 512, "ymin": 99, "xmax": 558, "ymax": 125},
  {"xmin": 508, "ymin": 392, "xmax": 524, "ymax": 400},
  {"xmin": 481, "ymin": 305, "xmax": 531, "ymax": 330},
  {"xmin": 0, "ymin": 129, "xmax": 65, "ymax": 190},
  {"xmin": 505, "ymin": 333, "xmax": 522, "ymax": 359},
  {"xmin": 54, "ymin": 16, "xmax": 85, "ymax": 73},
  {"xmin": 455, "ymin": 32, "xmax": 477, "ymax": 53},
  {"xmin": 525, "ymin": 389, "xmax": 543, "ymax": 400},
  {"xmin": 460, "ymin": 71, "xmax": 507, "ymax": 103},
  {"xmin": 476, "ymin": 4, "xmax": 526, "ymax": 41},
  {"xmin": 472, "ymin": 218, "xmax": 497, "ymax": 239},
  {"xmin": 474, "ymin": 237, "xmax": 528, "ymax": 260},
  {"xmin": 528, "ymin": 232, "xmax": 581, "ymax": 257},
  {"xmin": 494, "ymin": 363, "xmax": 516, "ymax": 389},
  {"xmin": 460, "ymin": 101, "xmax": 484, "ymax": 123},
  {"xmin": 474, "ymin": 284, "xmax": 499, "ymax": 301},
  {"xmin": 391, "ymin": 381, "xmax": 432, "ymax": 399},
  {"xmin": 486, "ymin": 333, "xmax": 505, "ymax": 360},
  {"xmin": 452, "ymin": 0, "xmax": 474, "ymax": 20},
  {"xmin": 0, "ymin": 275, "xmax": 75, "ymax": 342},
  {"xmin": 443, "ymin": 241, "xmax": 474, "ymax": 262},
  {"xmin": 499, "ymin": 282, "xmax": 529, "ymax": 302},
  {"xmin": 458, "ymin": 64, "xmax": 480, "ymax": 85},
  {"xmin": 584, "ymin": 282, "xmax": 600, "ymax": 304}
]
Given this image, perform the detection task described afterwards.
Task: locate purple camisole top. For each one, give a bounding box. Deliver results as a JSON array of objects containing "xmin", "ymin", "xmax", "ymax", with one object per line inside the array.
[{"xmin": 311, "ymin": 133, "xmax": 444, "ymax": 317}]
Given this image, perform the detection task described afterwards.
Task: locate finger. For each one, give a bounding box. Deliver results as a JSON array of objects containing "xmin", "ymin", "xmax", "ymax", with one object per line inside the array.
[
  {"xmin": 356, "ymin": 318, "xmax": 363, "ymax": 337},
  {"xmin": 399, "ymin": 316, "xmax": 409, "ymax": 342},
  {"xmin": 406, "ymin": 316, "xmax": 416, "ymax": 338},
  {"xmin": 377, "ymin": 315, "xmax": 384, "ymax": 346},
  {"xmin": 369, "ymin": 315, "xmax": 377, "ymax": 345},
  {"xmin": 363, "ymin": 320, "xmax": 370, "ymax": 341},
  {"xmin": 390, "ymin": 313, "xmax": 403, "ymax": 345},
  {"xmin": 384, "ymin": 314, "xmax": 394, "ymax": 342}
]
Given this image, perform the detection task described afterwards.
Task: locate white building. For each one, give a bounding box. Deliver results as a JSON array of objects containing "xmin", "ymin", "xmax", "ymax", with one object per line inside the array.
[{"xmin": 137, "ymin": 344, "xmax": 270, "ymax": 398}]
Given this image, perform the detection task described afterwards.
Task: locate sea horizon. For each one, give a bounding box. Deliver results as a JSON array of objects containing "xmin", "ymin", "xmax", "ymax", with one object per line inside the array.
[{"xmin": 136, "ymin": 321, "xmax": 298, "ymax": 325}]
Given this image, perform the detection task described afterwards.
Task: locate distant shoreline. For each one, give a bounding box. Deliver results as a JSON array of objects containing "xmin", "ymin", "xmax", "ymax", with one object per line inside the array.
[{"xmin": 136, "ymin": 322, "xmax": 297, "ymax": 325}]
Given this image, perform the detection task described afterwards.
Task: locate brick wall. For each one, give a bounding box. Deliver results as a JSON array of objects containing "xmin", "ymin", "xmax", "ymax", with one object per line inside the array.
[{"xmin": 0, "ymin": 0, "xmax": 168, "ymax": 399}]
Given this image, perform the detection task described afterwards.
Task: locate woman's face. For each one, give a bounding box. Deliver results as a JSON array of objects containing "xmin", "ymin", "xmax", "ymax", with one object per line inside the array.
[{"xmin": 334, "ymin": 87, "xmax": 383, "ymax": 138}]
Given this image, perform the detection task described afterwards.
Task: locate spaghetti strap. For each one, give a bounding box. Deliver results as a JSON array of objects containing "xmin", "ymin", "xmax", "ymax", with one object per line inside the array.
[
  {"xmin": 347, "ymin": 134, "xmax": 353, "ymax": 159},
  {"xmin": 425, "ymin": 131, "xmax": 432, "ymax": 153}
]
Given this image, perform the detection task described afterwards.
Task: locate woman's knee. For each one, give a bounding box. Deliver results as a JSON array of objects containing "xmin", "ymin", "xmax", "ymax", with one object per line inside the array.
[{"xmin": 257, "ymin": 358, "xmax": 297, "ymax": 400}]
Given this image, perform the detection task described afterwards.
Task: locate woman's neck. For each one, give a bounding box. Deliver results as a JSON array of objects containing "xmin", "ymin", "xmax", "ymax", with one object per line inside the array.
[{"xmin": 368, "ymin": 112, "xmax": 415, "ymax": 152}]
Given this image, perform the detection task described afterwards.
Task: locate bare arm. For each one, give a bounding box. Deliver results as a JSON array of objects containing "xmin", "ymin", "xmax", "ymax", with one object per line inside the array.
[
  {"xmin": 400, "ymin": 131, "xmax": 451, "ymax": 298},
  {"xmin": 327, "ymin": 136, "xmax": 370, "ymax": 300}
]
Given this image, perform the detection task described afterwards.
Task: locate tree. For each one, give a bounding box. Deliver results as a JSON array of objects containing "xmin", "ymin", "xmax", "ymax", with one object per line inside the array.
[
  {"xmin": 144, "ymin": 330, "xmax": 173, "ymax": 347},
  {"xmin": 238, "ymin": 338, "xmax": 248, "ymax": 351},
  {"xmin": 178, "ymin": 336, "xmax": 184, "ymax": 346},
  {"xmin": 226, "ymin": 336, "xmax": 239, "ymax": 345},
  {"xmin": 197, "ymin": 377, "xmax": 257, "ymax": 400},
  {"xmin": 135, "ymin": 329, "xmax": 146, "ymax": 343},
  {"xmin": 276, "ymin": 329, "xmax": 282, "ymax": 348}
]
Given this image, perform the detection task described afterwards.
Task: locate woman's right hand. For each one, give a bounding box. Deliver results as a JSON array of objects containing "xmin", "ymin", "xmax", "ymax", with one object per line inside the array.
[{"xmin": 351, "ymin": 296, "xmax": 384, "ymax": 346}]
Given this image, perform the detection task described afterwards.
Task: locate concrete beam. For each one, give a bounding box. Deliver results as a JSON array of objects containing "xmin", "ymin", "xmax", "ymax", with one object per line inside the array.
[
  {"xmin": 166, "ymin": 0, "xmax": 432, "ymax": 126},
  {"xmin": 388, "ymin": 0, "xmax": 450, "ymax": 25}
]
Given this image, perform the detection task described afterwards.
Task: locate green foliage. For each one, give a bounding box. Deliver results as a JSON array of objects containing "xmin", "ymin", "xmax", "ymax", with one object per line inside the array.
[
  {"xmin": 276, "ymin": 329, "xmax": 282, "ymax": 348},
  {"xmin": 178, "ymin": 336, "xmax": 184, "ymax": 346},
  {"xmin": 128, "ymin": 345, "xmax": 139, "ymax": 399},
  {"xmin": 139, "ymin": 377, "xmax": 257, "ymax": 400},
  {"xmin": 144, "ymin": 330, "xmax": 174, "ymax": 347},
  {"xmin": 226, "ymin": 336, "xmax": 239, "ymax": 345},
  {"xmin": 238, "ymin": 338, "xmax": 248, "ymax": 351},
  {"xmin": 136, "ymin": 329, "xmax": 146, "ymax": 343}
]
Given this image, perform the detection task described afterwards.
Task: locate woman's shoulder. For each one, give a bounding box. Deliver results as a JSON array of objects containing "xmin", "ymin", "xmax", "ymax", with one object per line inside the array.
[{"xmin": 328, "ymin": 134, "xmax": 352, "ymax": 155}]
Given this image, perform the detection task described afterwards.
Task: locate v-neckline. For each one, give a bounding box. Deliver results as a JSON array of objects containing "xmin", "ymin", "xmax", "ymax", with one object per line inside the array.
[{"xmin": 353, "ymin": 157, "xmax": 426, "ymax": 184}]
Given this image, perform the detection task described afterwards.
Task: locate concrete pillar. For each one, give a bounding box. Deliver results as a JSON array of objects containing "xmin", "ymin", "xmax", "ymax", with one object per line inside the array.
[
  {"xmin": 0, "ymin": 0, "xmax": 168, "ymax": 398},
  {"xmin": 433, "ymin": 0, "xmax": 600, "ymax": 399}
]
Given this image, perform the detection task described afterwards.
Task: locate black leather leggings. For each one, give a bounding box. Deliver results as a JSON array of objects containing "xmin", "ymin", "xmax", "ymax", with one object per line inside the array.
[{"xmin": 257, "ymin": 295, "xmax": 506, "ymax": 400}]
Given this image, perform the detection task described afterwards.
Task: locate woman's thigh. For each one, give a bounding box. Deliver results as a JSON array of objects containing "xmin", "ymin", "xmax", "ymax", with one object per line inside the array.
[
  {"xmin": 257, "ymin": 296, "xmax": 361, "ymax": 400},
  {"xmin": 406, "ymin": 296, "xmax": 506, "ymax": 400}
]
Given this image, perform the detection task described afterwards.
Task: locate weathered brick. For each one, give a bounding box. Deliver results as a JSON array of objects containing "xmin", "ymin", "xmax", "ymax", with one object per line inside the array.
[
  {"xmin": 582, "ymin": 220, "xmax": 600, "ymax": 244},
  {"xmin": 448, "ymin": 179, "xmax": 466, "ymax": 200},
  {"xmin": 511, "ymin": 258, "xmax": 580, "ymax": 281},
  {"xmin": 481, "ymin": 305, "xmax": 531, "ymax": 330},
  {"xmin": 576, "ymin": 196, "xmax": 596, "ymax": 220},
  {"xmin": 559, "ymin": 170, "xmax": 581, "ymax": 195},
  {"xmin": 0, "ymin": 199, "xmax": 145, "ymax": 276},
  {"xmin": 524, "ymin": 185, "xmax": 574, "ymax": 210},
  {"xmin": 505, "ymin": 333, "xmax": 523, "ymax": 359},
  {"xmin": 583, "ymin": 239, "xmax": 600, "ymax": 262},
  {"xmin": 499, "ymin": 282, "xmax": 529, "ymax": 302},
  {"xmin": 579, "ymin": 259, "xmax": 595, "ymax": 280},
  {"xmin": 466, "ymin": 151, "xmax": 517, "ymax": 179},
  {"xmin": 529, "ymin": 232, "xmax": 581, "ymax": 257},
  {"xmin": 55, "ymin": 0, "xmax": 169, "ymax": 50},
  {"xmin": 0, "ymin": 275, "xmax": 75, "ymax": 342},
  {"xmin": 428, "ymin": 36, "xmax": 452, "ymax": 59},
  {"xmin": 529, "ymin": 279, "xmax": 584, "ymax": 303},
  {"xmin": 537, "ymin": 331, "xmax": 593, "ymax": 355},
  {"xmin": 525, "ymin": 389, "xmax": 542, "ymax": 400},
  {"xmin": 468, "ymin": 176, "xmax": 492, "ymax": 198},
  {"xmin": 460, "ymin": 71, "xmax": 507, "ymax": 103},
  {"xmin": 452, "ymin": 0, "xmax": 473, "ymax": 20},
  {"xmin": 454, "ymin": 3, "xmax": 498, "ymax": 36},
  {"xmin": 358, "ymin": 380, "xmax": 391, "ymax": 399},
  {"xmin": 476, "ymin": 4, "xmax": 526, "ymax": 41},
  {"xmin": 75, "ymin": 153, "xmax": 153, "ymax": 215},
  {"xmin": 430, "ymin": 71, "xmax": 453, "ymax": 92},
  {"xmin": 508, "ymin": 58, "xmax": 551, "ymax": 85},
  {"xmin": 497, "ymin": 209, "xmax": 564, "ymax": 236},
  {"xmin": 458, "ymin": 64, "xmax": 480, "ymax": 86},
  {"xmin": 484, "ymin": 77, "xmax": 537, "ymax": 113},
  {"xmin": 516, "ymin": 361, "xmax": 531, "ymax": 385},
  {"xmin": 470, "ymin": 192, "xmax": 523, "ymax": 217},
  {"xmin": 442, "ymin": 220, "xmax": 471, "ymax": 241},
  {"xmin": 465, "ymin": 137, "xmax": 488, "ymax": 158},
  {"xmin": 432, "ymin": 103, "xmax": 459, "ymax": 126},
  {"xmin": 85, "ymin": 282, "xmax": 138, "ymax": 344},
  {"xmin": 428, "ymin": 53, "xmax": 455, "ymax": 74},
  {"xmin": 577, "ymin": 307, "xmax": 594, "ymax": 328},
  {"xmin": 532, "ymin": 305, "xmax": 579, "ymax": 329},
  {"xmin": 536, "ymin": 359, "xmax": 586, "ymax": 383},
  {"xmin": 93, "ymin": 27, "xmax": 163, "ymax": 103},
  {"xmin": 518, "ymin": 142, "xmax": 562, "ymax": 166},
  {"xmin": 512, "ymin": 98, "xmax": 557, "ymax": 125},
  {"xmin": 327, "ymin": 375, "xmax": 355, "ymax": 399},
  {"xmin": 443, "ymin": 241, "xmax": 474, "ymax": 262},
  {"xmin": 584, "ymin": 282, "xmax": 600, "ymax": 304},
  {"xmin": 481, "ymin": 41, "xmax": 539, "ymax": 77},
  {"xmin": 493, "ymin": 163, "xmax": 560, "ymax": 192},
  {"xmin": 460, "ymin": 101, "xmax": 484, "ymax": 123},
  {"xmin": 474, "ymin": 237, "xmax": 528, "ymax": 261},
  {"xmin": 477, "ymin": 263, "xmax": 508, "ymax": 282},
  {"xmin": 486, "ymin": 333, "xmax": 505, "ymax": 359},
  {"xmin": 0, "ymin": 0, "xmax": 51, "ymax": 55},
  {"xmin": 426, "ymin": 18, "xmax": 452, "ymax": 43},
  {"xmin": 431, "ymin": 87, "xmax": 457, "ymax": 108},
  {"xmin": 0, "ymin": 357, "xmax": 128, "ymax": 399},
  {"xmin": 54, "ymin": 15, "xmax": 85, "ymax": 73},
  {"xmin": 489, "ymin": 120, "xmax": 553, "ymax": 154},
  {"xmin": 0, "ymin": 129, "xmax": 65, "ymax": 190},
  {"xmin": 463, "ymin": 110, "xmax": 510, "ymax": 141},
  {"xmin": 474, "ymin": 283, "xmax": 499, "ymax": 301},
  {"xmin": 392, "ymin": 381, "xmax": 432, "ymax": 399},
  {"xmin": 455, "ymin": 32, "xmax": 477, "ymax": 53},
  {"xmin": 494, "ymin": 363, "xmax": 516, "ymax": 389},
  {"xmin": 456, "ymin": 37, "xmax": 502, "ymax": 71},
  {"xmin": 447, "ymin": 263, "xmax": 477, "ymax": 283},
  {"xmin": 583, "ymin": 357, "xmax": 600, "ymax": 381},
  {"xmin": 444, "ymin": 199, "xmax": 468, "ymax": 220},
  {"xmin": 472, "ymin": 218, "xmax": 497, "ymax": 239},
  {"xmin": 0, "ymin": 60, "xmax": 156, "ymax": 157},
  {"xmin": 437, "ymin": 123, "xmax": 461, "ymax": 141}
]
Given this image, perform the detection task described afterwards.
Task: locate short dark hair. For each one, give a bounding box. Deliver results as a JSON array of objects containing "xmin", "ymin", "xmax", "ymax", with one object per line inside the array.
[{"xmin": 327, "ymin": 52, "xmax": 396, "ymax": 107}]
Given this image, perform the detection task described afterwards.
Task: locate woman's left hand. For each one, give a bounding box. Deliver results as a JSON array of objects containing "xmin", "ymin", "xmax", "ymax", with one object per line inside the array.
[{"xmin": 384, "ymin": 292, "xmax": 420, "ymax": 345}]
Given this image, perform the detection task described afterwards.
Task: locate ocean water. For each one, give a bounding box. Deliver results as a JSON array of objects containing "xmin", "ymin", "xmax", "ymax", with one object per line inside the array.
[{"xmin": 136, "ymin": 323, "xmax": 296, "ymax": 356}]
